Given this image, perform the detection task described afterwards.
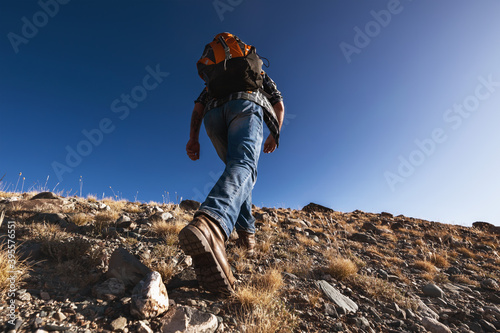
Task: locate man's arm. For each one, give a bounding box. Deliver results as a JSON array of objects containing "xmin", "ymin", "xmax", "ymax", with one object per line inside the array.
[
  {"xmin": 186, "ymin": 102, "xmax": 205, "ymax": 160},
  {"xmin": 263, "ymin": 101, "xmax": 285, "ymax": 154}
]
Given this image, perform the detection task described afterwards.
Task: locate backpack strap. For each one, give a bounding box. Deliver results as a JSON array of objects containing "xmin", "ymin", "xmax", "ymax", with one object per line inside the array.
[{"xmin": 217, "ymin": 35, "xmax": 232, "ymax": 70}]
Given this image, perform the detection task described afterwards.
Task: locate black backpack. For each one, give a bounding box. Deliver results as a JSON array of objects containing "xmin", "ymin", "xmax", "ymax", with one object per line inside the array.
[{"xmin": 197, "ymin": 32, "xmax": 263, "ymax": 98}]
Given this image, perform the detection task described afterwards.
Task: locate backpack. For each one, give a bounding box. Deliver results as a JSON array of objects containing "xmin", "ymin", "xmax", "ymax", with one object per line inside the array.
[{"xmin": 197, "ymin": 32, "xmax": 263, "ymax": 98}]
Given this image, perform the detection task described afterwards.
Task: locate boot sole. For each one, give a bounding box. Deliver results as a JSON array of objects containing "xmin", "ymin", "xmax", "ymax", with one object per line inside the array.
[{"xmin": 178, "ymin": 225, "xmax": 234, "ymax": 294}]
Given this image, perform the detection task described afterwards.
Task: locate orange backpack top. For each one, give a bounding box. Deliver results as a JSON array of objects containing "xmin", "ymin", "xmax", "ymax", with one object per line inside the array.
[{"xmin": 197, "ymin": 32, "xmax": 263, "ymax": 98}]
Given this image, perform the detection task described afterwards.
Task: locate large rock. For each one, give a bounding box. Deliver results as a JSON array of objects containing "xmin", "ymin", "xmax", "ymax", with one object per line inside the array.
[
  {"xmin": 92, "ymin": 278, "xmax": 125, "ymax": 301},
  {"xmin": 302, "ymin": 203, "xmax": 334, "ymax": 214},
  {"xmin": 30, "ymin": 192, "xmax": 59, "ymax": 200},
  {"xmin": 316, "ymin": 280, "xmax": 358, "ymax": 314},
  {"xmin": 109, "ymin": 317, "xmax": 127, "ymax": 331},
  {"xmin": 131, "ymin": 271, "xmax": 169, "ymax": 319},
  {"xmin": 422, "ymin": 283, "xmax": 445, "ymax": 298},
  {"xmin": 106, "ymin": 248, "xmax": 152, "ymax": 289},
  {"xmin": 179, "ymin": 200, "xmax": 201, "ymax": 211},
  {"xmin": 422, "ymin": 317, "xmax": 452, "ymax": 333},
  {"xmin": 418, "ymin": 300, "xmax": 439, "ymax": 320},
  {"xmin": 349, "ymin": 232, "xmax": 377, "ymax": 244},
  {"xmin": 161, "ymin": 306, "xmax": 218, "ymax": 333}
]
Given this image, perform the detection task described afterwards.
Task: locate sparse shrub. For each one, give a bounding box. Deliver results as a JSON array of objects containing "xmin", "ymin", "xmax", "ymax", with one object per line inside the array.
[
  {"xmin": 69, "ymin": 213, "xmax": 93, "ymax": 226},
  {"xmin": 452, "ymin": 275, "xmax": 480, "ymax": 287},
  {"xmin": 86, "ymin": 194, "xmax": 98, "ymax": 202},
  {"xmin": 142, "ymin": 244, "xmax": 178, "ymax": 283},
  {"xmin": 0, "ymin": 242, "xmax": 31, "ymax": 296},
  {"xmin": 328, "ymin": 257, "xmax": 358, "ymax": 281},
  {"xmin": 296, "ymin": 233, "xmax": 317, "ymax": 247},
  {"xmin": 413, "ymin": 260, "xmax": 436, "ymax": 273},
  {"xmin": 457, "ymin": 247, "xmax": 478, "ymax": 260},
  {"xmin": 349, "ymin": 274, "xmax": 418, "ymax": 311},
  {"xmin": 232, "ymin": 268, "xmax": 296, "ymax": 332},
  {"xmin": 256, "ymin": 233, "xmax": 275, "ymax": 255},
  {"xmin": 429, "ymin": 253, "xmax": 449, "ymax": 268},
  {"xmin": 151, "ymin": 218, "xmax": 186, "ymax": 238}
]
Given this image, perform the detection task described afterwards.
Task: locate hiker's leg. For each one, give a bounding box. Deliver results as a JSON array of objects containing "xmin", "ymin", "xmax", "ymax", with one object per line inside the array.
[
  {"xmin": 203, "ymin": 106, "xmax": 228, "ymax": 163},
  {"xmin": 197, "ymin": 100, "xmax": 263, "ymax": 238},
  {"xmin": 235, "ymin": 192, "xmax": 256, "ymax": 234}
]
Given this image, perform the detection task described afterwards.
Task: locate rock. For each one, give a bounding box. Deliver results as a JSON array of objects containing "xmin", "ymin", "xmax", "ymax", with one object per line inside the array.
[
  {"xmin": 15, "ymin": 289, "xmax": 32, "ymax": 302},
  {"xmin": 324, "ymin": 303, "xmax": 338, "ymax": 318},
  {"xmin": 179, "ymin": 199, "xmax": 201, "ymax": 211},
  {"xmin": 479, "ymin": 319, "xmax": 497, "ymax": 332},
  {"xmin": 472, "ymin": 221, "xmax": 494, "ymax": 230},
  {"xmin": 381, "ymin": 212, "xmax": 394, "ymax": 218},
  {"xmin": 161, "ymin": 306, "xmax": 218, "ymax": 333},
  {"xmin": 390, "ymin": 221, "xmax": 405, "ymax": 230},
  {"xmin": 116, "ymin": 215, "xmax": 131, "ymax": 227},
  {"xmin": 98, "ymin": 202, "xmax": 111, "ymax": 210},
  {"xmin": 92, "ymin": 278, "xmax": 125, "ymax": 301},
  {"xmin": 137, "ymin": 320, "xmax": 154, "ymax": 333},
  {"xmin": 53, "ymin": 311, "xmax": 67, "ymax": 321},
  {"xmin": 316, "ymin": 280, "xmax": 358, "ymax": 314},
  {"xmin": 131, "ymin": 271, "xmax": 169, "ymax": 319},
  {"xmin": 349, "ymin": 232, "xmax": 377, "ymax": 244},
  {"xmin": 481, "ymin": 278, "xmax": 499, "ymax": 291},
  {"xmin": 361, "ymin": 222, "xmax": 381, "ymax": 234},
  {"xmin": 106, "ymin": 247, "xmax": 152, "ymax": 288},
  {"xmin": 422, "ymin": 317, "xmax": 452, "ymax": 333},
  {"xmin": 418, "ymin": 300, "xmax": 439, "ymax": 320},
  {"xmin": 109, "ymin": 316, "xmax": 127, "ymax": 331},
  {"xmin": 40, "ymin": 291, "xmax": 50, "ymax": 301},
  {"xmin": 302, "ymin": 202, "xmax": 334, "ymax": 213},
  {"xmin": 423, "ymin": 283, "xmax": 445, "ymax": 298},
  {"xmin": 150, "ymin": 212, "xmax": 174, "ymax": 222},
  {"xmin": 31, "ymin": 192, "xmax": 59, "ymax": 200},
  {"xmin": 446, "ymin": 266, "xmax": 461, "ymax": 275}
]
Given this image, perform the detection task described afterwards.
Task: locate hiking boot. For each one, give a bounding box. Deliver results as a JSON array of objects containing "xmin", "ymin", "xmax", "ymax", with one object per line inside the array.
[
  {"xmin": 236, "ymin": 230, "xmax": 255, "ymax": 256},
  {"xmin": 178, "ymin": 214, "xmax": 236, "ymax": 294}
]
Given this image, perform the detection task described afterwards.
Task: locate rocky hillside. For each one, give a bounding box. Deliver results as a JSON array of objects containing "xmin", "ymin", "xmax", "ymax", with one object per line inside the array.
[{"xmin": 1, "ymin": 192, "xmax": 499, "ymax": 333}]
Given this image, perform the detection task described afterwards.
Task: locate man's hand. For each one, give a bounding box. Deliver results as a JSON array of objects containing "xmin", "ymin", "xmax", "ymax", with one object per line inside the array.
[
  {"xmin": 186, "ymin": 139, "xmax": 200, "ymax": 160},
  {"xmin": 263, "ymin": 134, "xmax": 277, "ymax": 154}
]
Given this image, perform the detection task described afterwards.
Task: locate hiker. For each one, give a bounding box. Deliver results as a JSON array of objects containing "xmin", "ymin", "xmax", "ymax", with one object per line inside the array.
[{"xmin": 179, "ymin": 32, "xmax": 285, "ymax": 294}]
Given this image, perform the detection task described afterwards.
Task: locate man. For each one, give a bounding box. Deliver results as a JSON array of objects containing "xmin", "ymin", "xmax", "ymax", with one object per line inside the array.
[{"xmin": 179, "ymin": 32, "xmax": 284, "ymax": 294}]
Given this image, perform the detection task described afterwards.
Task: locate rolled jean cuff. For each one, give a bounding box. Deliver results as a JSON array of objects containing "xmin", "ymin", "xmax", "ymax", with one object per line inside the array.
[{"xmin": 195, "ymin": 208, "xmax": 230, "ymax": 239}]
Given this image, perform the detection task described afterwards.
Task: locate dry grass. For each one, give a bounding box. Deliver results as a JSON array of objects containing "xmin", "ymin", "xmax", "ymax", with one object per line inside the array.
[
  {"xmin": 151, "ymin": 218, "xmax": 186, "ymax": 238},
  {"xmin": 413, "ymin": 260, "xmax": 436, "ymax": 273},
  {"xmin": 232, "ymin": 268, "xmax": 296, "ymax": 333},
  {"xmin": 68, "ymin": 213, "xmax": 93, "ymax": 226},
  {"xmin": 142, "ymin": 244, "xmax": 178, "ymax": 283},
  {"xmin": 327, "ymin": 257, "xmax": 358, "ymax": 281},
  {"xmin": 452, "ymin": 275, "xmax": 480, "ymax": 287},
  {"xmin": 283, "ymin": 255, "xmax": 314, "ymax": 279},
  {"xmin": 93, "ymin": 210, "xmax": 120, "ymax": 234},
  {"xmin": 349, "ymin": 274, "xmax": 418, "ymax": 310},
  {"xmin": 296, "ymin": 233, "xmax": 317, "ymax": 247},
  {"xmin": 456, "ymin": 247, "xmax": 478, "ymax": 260},
  {"xmin": 256, "ymin": 233, "xmax": 275, "ymax": 255},
  {"xmin": 0, "ymin": 241, "xmax": 31, "ymax": 296},
  {"xmin": 151, "ymin": 218, "xmax": 187, "ymax": 247},
  {"xmin": 86, "ymin": 194, "xmax": 98, "ymax": 202},
  {"xmin": 124, "ymin": 204, "xmax": 142, "ymax": 214},
  {"xmin": 429, "ymin": 253, "xmax": 450, "ymax": 268}
]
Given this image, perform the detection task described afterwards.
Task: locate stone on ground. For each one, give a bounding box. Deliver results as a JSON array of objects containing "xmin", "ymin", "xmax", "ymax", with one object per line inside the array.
[{"xmin": 131, "ymin": 271, "xmax": 169, "ymax": 319}]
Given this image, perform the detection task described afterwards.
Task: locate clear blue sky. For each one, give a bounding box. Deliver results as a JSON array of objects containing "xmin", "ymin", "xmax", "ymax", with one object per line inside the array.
[{"xmin": 1, "ymin": 1, "xmax": 499, "ymax": 226}]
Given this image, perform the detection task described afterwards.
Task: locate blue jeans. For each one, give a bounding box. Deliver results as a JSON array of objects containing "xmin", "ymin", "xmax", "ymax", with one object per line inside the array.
[{"xmin": 197, "ymin": 99, "xmax": 264, "ymax": 239}]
